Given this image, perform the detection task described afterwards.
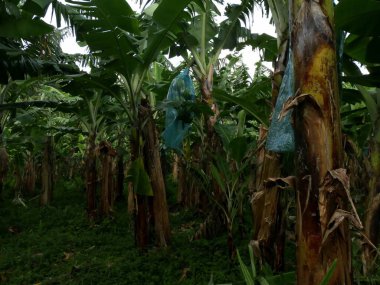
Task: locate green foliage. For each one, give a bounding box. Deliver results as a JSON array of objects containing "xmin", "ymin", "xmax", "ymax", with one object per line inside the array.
[
  {"xmin": 236, "ymin": 246, "xmax": 296, "ymax": 285},
  {"xmin": 0, "ymin": 18, "xmax": 53, "ymax": 38},
  {"xmin": 214, "ymin": 88, "xmax": 269, "ymax": 126},
  {"xmin": 228, "ymin": 136, "xmax": 248, "ymax": 164},
  {"xmin": 0, "ymin": 179, "xmax": 243, "ymax": 285},
  {"xmin": 319, "ymin": 260, "xmax": 337, "ymax": 285},
  {"xmin": 126, "ymin": 157, "xmax": 153, "ymax": 196},
  {"xmin": 336, "ymin": 0, "xmax": 380, "ymax": 37},
  {"xmin": 213, "ymin": 56, "xmax": 271, "ymax": 128}
]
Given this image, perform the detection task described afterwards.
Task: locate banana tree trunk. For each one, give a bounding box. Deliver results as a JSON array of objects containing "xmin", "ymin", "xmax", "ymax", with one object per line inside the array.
[
  {"xmin": 252, "ymin": 127, "xmax": 284, "ymax": 271},
  {"xmin": 200, "ymin": 66, "xmax": 220, "ymax": 152},
  {"xmin": 172, "ymin": 153, "xmax": 179, "ymax": 183},
  {"xmin": 0, "ymin": 146, "xmax": 9, "ymax": 200},
  {"xmin": 291, "ymin": 0, "xmax": 352, "ymax": 284},
  {"xmin": 175, "ymin": 154, "xmax": 192, "ymax": 207},
  {"xmin": 199, "ymin": 66, "xmax": 224, "ymax": 217},
  {"xmin": 115, "ymin": 153, "xmax": 125, "ymax": 202},
  {"xmin": 85, "ymin": 132, "xmax": 97, "ymax": 220},
  {"xmin": 99, "ymin": 141, "xmax": 116, "ymax": 218},
  {"xmin": 140, "ymin": 102, "xmax": 171, "ymax": 247},
  {"xmin": 23, "ymin": 153, "xmax": 36, "ymax": 196},
  {"xmin": 177, "ymin": 156, "xmax": 188, "ymax": 206},
  {"xmin": 40, "ymin": 136, "xmax": 54, "ymax": 206},
  {"xmin": 363, "ymin": 129, "xmax": 380, "ymax": 273},
  {"xmin": 129, "ymin": 128, "xmax": 150, "ymax": 249},
  {"xmin": 186, "ymin": 143, "xmax": 202, "ymax": 208},
  {"xmin": 252, "ymin": 38, "xmax": 288, "ymax": 271}
]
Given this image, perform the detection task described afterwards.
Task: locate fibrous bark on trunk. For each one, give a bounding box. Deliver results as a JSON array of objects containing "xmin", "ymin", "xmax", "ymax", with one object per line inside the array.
[
  {"xmin": 291, "ymin": 1, "xmax": 352, "ymax": 284},
  {"xmin": 98, "ymin": 141, "xmax": 117, "ymax": 218},
  {"xmin": 129, "ymin": 128, "xmax": 150, "ymax": 249},
  {"xmin": 140, "ymin": 102, "xmax": 171, "ymax": 247},
  {"xmin": 251, "ymin": 127, "xmax": 285, "ymax": 271},
  {"xmin": 23, "ymin": 153, "xmax": 36, "ymax": 196},
  {"xmin": 251, "ymin": 37, "xmax": 288, "ymax": 272},
  {"xmin": 40, "ymin": 136, "xmax": 54, "ymax": 206},
  {"xmin": 85, "ymin": 132, "xmax": 97, "ymax": 220},
  {"xmin": 115, "ymin": 153, "xmax": 125, "ymax": 202}
]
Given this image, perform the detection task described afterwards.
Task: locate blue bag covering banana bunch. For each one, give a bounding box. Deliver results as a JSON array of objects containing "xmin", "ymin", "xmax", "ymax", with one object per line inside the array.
[{"xmin": 162, "ymin": 68, "xmax": 195, "ymax": 152}]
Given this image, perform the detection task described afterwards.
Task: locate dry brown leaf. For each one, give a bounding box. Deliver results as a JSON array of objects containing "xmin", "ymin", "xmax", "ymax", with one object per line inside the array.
[
  {"xmin": 321, "ymin": 169, "xmax": 363, "ymax": 229},
  {"xmin": 322, "ymin": 209, "xmax": 363, "ymax": 246},
  {"xmin": 322, "ymin": 209, "xmax": 351, "ymax": 245},
  {"xmin": 264, "ymin": 176, "xmax": 296, "ymax": 189},
  {"xmin": 326, "ymin": 169, "xmax": 349, "ymax": 192},
  {"xmin": 278, "ymin": 92, "xmax": 324, "ymax": 121}
]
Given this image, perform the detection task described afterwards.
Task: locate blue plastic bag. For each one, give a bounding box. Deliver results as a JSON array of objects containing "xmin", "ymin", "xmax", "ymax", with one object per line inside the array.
[
  {"xmin": 162, "ymin": 68, "xmax": 195, "ymax": 151},
  {"xmin": 266, "ymin": 53, "xmax": 295, "ymax": 153}
]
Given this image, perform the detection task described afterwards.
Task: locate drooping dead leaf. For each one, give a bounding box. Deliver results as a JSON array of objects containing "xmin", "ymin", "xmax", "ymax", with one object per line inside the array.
[
  {"xmin": 264, "ymin": 176, "xmax": 296, "ymax": 189},
  {"xmin": 324, "ymin": 169, "xmax": 349, "ymax": 193},
  {"xmin": 322, "ymin": 209, "xmax": 363, "ymax": 246},
  {"xmin": 321, "ymin": 169, "xmax": 363, "ymax": 229},
  {"xmin": 322, "ymin": 209, "xmax": 350, "ymax": 245},
  {"xmin": 278, "ymin": 93, "xmax": 322, "ymax": 120}
]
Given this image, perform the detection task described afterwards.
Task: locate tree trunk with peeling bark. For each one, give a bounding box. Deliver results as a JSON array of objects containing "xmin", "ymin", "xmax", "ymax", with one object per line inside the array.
[
  {"xmin": 85, "ymin": 132, "xmax": 97, "ymax": 220},
  {"xmin": 252, "ymin": 37, "xmax": 288, "ymax": 271},
  {"xmin": 115, "ymin": 153, "xmax": 125, "ymax": 202},
  {"xmin": 252, "ymin": 129, "xmax": 285, "ymax": 271},
  {"xmin": 23, "ymin": 153, "xmax": 36, "ymax": 196},
  {"xmin": 98, "ymin": 141, "xmax": 117, "ymax": 218},
  {"xmin": 129, "ymin": 128, "xmax": 150, "ymax": 249},
  {"xmin": 200, "ymin": 66, "xmax": 220, "ymax": 156},
  {"xmin": 140, "ymin": 101, "xmax": 171, "ymax": 247},
  {"xmin": 40, "ymin": 136, "xmax": 54, "ymax": 206},
  {"xmin": 291, "ymin": 0, "xmax": 352, "ymax": 284}
]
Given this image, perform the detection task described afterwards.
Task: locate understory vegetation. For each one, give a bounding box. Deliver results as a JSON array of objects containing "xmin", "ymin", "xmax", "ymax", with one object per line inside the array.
[{"xmin": 0, "ymin": 179, "xmax": 248, "ymax": 285}]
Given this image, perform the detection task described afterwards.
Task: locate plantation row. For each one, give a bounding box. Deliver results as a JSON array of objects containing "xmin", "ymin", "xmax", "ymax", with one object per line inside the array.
[{"xmin": 1, "ymin": 0, "xmax": 380, "ymax": 284}]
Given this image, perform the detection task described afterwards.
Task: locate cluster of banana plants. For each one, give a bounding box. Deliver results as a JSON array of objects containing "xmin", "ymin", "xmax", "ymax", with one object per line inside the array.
[{"xmin": 1, "ymin": 0, "xmax": 380, "ymax": 284}]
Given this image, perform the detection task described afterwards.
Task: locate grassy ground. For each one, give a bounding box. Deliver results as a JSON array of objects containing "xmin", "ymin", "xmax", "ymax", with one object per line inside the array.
[
  {"xmin": 0, "ymin": 179, "xmax": 243, "ymax": 285},
  {"xmin": 2, "ymin": 178, "xmax": 379, "ymax": 285}
]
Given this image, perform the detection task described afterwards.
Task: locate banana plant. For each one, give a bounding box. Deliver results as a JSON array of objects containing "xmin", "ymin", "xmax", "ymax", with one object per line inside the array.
[
  {"xmin": 288, "ymin": 0, "xmax": 352, "ymax": 283},
  {"xmin": 192, "ymin": 101, "xmax": 252, "ymax": 258},
  {"xmin": 177, "ymin": 0, "xmax": 260, "ymax": 121},
  {"xmin": 64, "ymin": 0, "xmax": 198, "ymax": 248},
  {"xmin": 0, "ymin": 77, "xmax": 84, "ymax": 205},
  {"xmin": 171, "ymin": 2, "xmax": 274, "ymax": 241}
]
